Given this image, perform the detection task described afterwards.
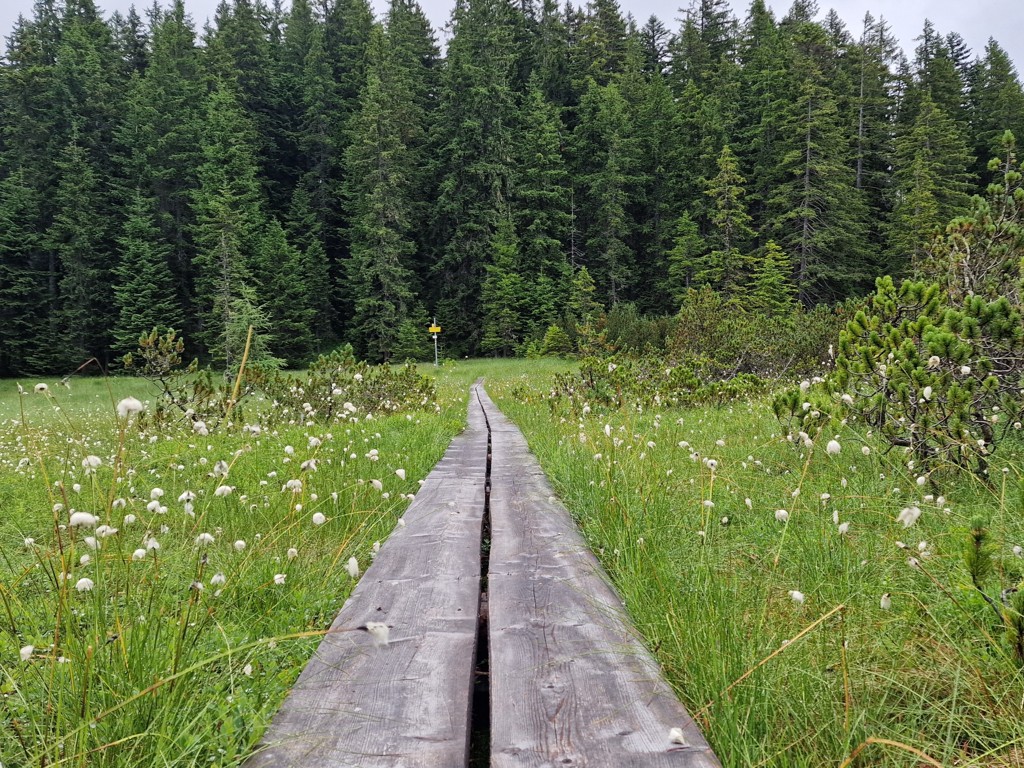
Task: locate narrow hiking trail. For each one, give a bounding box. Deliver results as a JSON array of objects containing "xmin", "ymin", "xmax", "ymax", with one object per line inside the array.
[{"xmin": 246, "ymin": 383, "xmax": 719, "ymax": 768}]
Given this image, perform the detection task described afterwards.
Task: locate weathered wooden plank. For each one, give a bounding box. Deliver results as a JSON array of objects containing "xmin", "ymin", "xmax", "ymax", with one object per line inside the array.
[
  {"xmin": 245, "ymin": 395, "xmax": 488, "ymax": 768},
  {"xmin": 477, "ymin": 387, "xmax": 720, "ymax": 768}
]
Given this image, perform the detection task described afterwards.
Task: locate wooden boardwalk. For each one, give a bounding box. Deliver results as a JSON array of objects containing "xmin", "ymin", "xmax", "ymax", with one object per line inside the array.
[{"xmin": 247, "ymin": 383, "xmax": 719, "ymax": 768}]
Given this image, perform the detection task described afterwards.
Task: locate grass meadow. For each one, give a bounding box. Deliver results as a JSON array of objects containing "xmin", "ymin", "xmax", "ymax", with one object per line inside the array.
[
  {"xmin": 2, "ymin": 358, "xmax": 1024, "ymax": 766},
  {"xmin": 481, "ymin": 366, "xmax": 1024, "ymax": 768},
  {"xmin": 0, "ymin": 369, "xmax": 472, "ymax": 766}
]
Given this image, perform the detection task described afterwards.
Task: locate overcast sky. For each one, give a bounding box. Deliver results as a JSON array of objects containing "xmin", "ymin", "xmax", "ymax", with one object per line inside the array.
[{"xmin": 2, "ymin": 0, "xmax": 1021, "ymax": 72}]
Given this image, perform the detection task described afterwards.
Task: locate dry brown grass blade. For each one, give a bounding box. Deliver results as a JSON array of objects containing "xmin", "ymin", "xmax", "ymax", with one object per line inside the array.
[
  {"xmin": 837, "ymin": 736, "xmax": 944, "ymax": 768},
  {"xmin": 694, "ymin": 604, "xmax": 845, "ymax": 720}
]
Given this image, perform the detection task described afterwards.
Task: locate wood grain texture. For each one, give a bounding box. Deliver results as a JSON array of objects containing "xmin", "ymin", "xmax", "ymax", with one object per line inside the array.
[
  {"xmin": 245, "ymin": 393, "xmax": 488, "ymax": 768},
  {"xmin": 476, "ymin": 386, "xmax": 720, "ymax": 768}
]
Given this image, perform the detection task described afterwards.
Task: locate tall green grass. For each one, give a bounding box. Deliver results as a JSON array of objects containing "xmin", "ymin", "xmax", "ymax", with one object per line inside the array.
[
  {"xmin": 484, "ymin": 368, "xmax": 1024, "ymax": 767},
  {"xmin": 0, "ymin": 372, "xmax": 468, "ymax": 767}
]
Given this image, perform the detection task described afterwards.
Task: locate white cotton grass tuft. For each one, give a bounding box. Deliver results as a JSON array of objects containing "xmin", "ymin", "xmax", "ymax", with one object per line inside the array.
[
  {"xmin": 116, "ymin": 396, "xmax": 144, "ymax": 418},
  {"xmin": 346, "ymin": 557, "xmax": 360, "ymax": 579},
  {"xmin": 365, "ymin": 621, "xmax": 390, "ymax": 646},
  {"xmin": 312, "ymin": 512, "xmax": 326, "ymax": 526},
  {"xmin": 788, "ymin": 590, "xmax": 805, "ymax": 605},
  {"xmin": 20, "ymin": 645, "xmax": 34, "ymax": 662},
  {"xmin": 82, "ymin": 455, "xmax": 102, "ymax": 470},
  {"xmin": 837, "ymin": 522, "xmax": 850, "ymax": 535},
  {"xmin": 273, "ymin": 573, "xmax": 286, "ymax": 585},
  {"xmin": 287, "ymin": 547, "xmax": 298, "ymax": 560},
  {"xmin": 210, "ymin": 572, "xmax": 226, "ymax": 586},
  {"xmin": 897, "ymin": 506, "xmax": 922, "ymax": 527},
  {"xmin": 75, "ymin": 578, "xmax": 94, "ymax": 592},
  {"xmin": 395, "ymin": 468, "xmax": 406, "ymax": 481},
  {"xmin": 214, "ymin": 485, "xmax": 234, "ymax": 497},
  {"xmin": 370, "ymin": 479, "xmax": 383, "ymax": 492},
  {"xmin": 669, "ymin": 727, "xmax": 687, "ymax": 745},
  {"xmin": 195, "ymin": 532, "xmax": 215, "ymax": 546},
  {"xmin": 774, "ymin": 509, "xmax": 790, "ymax": 523},
  {"xmin": 1013, "ymin": 545, "xmax": 1023, "ymax": 558},
  {"xmin": 234, "ymin": 540, "xmax": 247, "ymax": 552},
  {"xmin": 132, "ymin": 548, "xmax": 147, "ymax": 561},
  {"xmin": 34, "ymin": 382, "xmax": 49, "ymax": 393},
  {"xmin": 880, "ymin": 593, "xmax": 892, "ymax": 610},
  {"xmin": 826, "ymin": 439, "xmax": 841, "ymax": 456},
  {"xmin": 69, "ymin": 511, "xmax": 98, "ymax": 528}
]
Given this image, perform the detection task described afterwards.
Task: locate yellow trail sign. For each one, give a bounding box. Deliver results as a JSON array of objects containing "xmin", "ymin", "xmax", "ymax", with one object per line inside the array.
[{"xmin": 429, "ymin": 325, "xmax": 442, "ymax": 333}]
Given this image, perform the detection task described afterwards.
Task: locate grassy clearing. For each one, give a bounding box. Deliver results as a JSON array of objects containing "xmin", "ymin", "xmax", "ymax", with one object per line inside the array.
[
  {"xmin": 481, "ymin": 364, "xmax": 1024, "ymax": 767},
  {"xmin": 0, "ymin": 370, "xmax": 471, "ymax": 767},
  {"xmin": 6, "ymin": 357, "xmax": 1024, "ymax": 767}
]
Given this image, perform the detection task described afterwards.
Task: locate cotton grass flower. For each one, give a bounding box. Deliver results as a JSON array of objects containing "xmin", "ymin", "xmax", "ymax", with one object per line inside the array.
[
  {"xmin": 82, "ymin": 455, "xmax": 102, "ymax": 470},
  {"xmin": 395, "ymin": 468, "xmax": 406, "ymax": 481},
  {"xmin": 132, "ymin": 548, "xmax": 147, "ymax": 561},
  {"xmin": 69, "ymin": 511, "xmax": 98, "ymax": 528},
  {"xmin": 365, "ymin": 621, "xmax": 390, "ymax": 646},
  {"xmin": 214, "ymin": 485, "xmax": 234, "ymax": 497},
  {"xmin": 880, "ymin": 593, "xmax": 892, "ymax": 610},
  {"xmin": 20, "ymin": 645, "xmax": 34, "ymax": 662},
  {"xmin": 669, "ymin": 727, "xmax": 688, "ymax": 745},
  {"xmin": 897, "ymin": 506, "xmax": 922, "ymax": 527},
  {"xmin": 774, "ymin": 509, "xmax": 790, "ymax": 523},
  {"xmin": 210, "ymin": 572, "xmax": 226, "ymax": 586},
  {"xmin": 788, "ymin": 590, "xmax": 805, "ymax": 605},
  {"xmin": 312, "ymin": 512, "xmax": 326, "ymax": 526},
  {"xmin": 75, "ymin": 577, "xmax": 94, "ymax": 592},
  {"xmin": 370, "ymin": 479, "xmax": 383, "ymax": 492},
  {"xmin": 116, "ymin": 397, "xmax": 144, "ymax": 418},
  {"xmin": 234, "ymin": 540, "xmax": 246, "ymax": 552},
  {"xmin": 273, "ymin": 574, "xmax": 286, "ymax": 585},
  {"xmin": 1013, "ymin": 545, "xmax": 1023, "ymax": 558},
  {"xmin": 826, "ymin": 439, "xmax": 841, "ymax": 455},
  {"xmin": 195, "ymin": 532, "xmax": 215, "ymax": 546},
  {"xmin": 287, "ymin": 547, "xmax": 298, "ymax": 560},
  {"xmin": 837, "ymin": 522, "xmax": 850, "ymax": 535},
  {"xmin": 34, "ymin": 383, "xmax": 48, "ymax": 393},
  {"xmin": 346, "ymin": 557, "xmax": 360, "ymax": 579}
]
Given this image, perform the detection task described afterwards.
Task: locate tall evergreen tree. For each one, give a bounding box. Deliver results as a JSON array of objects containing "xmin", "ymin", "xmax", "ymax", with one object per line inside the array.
[
  {"xmin": 481, "ymin": 215, "xmax": 526, "ymax": 356},
  {"xmin": 888, "ymin": 93, "xmax": 974, "ymax": 264},
  {"xmin": 113, "ymin": 191, "xmax": 186, "ymax": 356},
  {"xmin": 429, "ymin": 0, "xmax": 517, "ymax": 354},
  {"xmin": 343, "ymin": 25, "xmax": 418, "ymax": 362},
  {"xmin": 190, "ymin": 83, "xmax": 268, "ymax": 368}
]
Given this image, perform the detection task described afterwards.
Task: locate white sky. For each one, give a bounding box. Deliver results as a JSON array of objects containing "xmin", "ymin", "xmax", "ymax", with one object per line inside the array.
[{"xmin": 2, "ymin": 0, "xmax": 1021, "ymax": 73}]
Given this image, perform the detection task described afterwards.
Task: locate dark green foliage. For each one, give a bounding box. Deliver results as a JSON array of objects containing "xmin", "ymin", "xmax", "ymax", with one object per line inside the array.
[
  {"xmin": 833, "ymin": 276, "xmax": 1024, "ymax": 476},
  {"xmin": 0, "ymin": 0, "xmax": 1021, "ymax": 370},
  {"xmin": 481, "ymin": 216, "xmax": 526, "ymax": 356},
  {"xmin": 112, "ymin": 191, "xmax": 186, "ymax": 357}
]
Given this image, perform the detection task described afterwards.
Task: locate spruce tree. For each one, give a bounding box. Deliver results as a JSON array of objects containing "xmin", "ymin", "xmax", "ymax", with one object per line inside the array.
[
  {"xmin": 888, "ymin": 93, "xmax": 974, "ymax": 264},
  {"xmin": 343, "ymin": 25, "xmax": 418, "ymax": 362},
  {"xmin": 512, "ymin": 78, "xmax": 572, "ymax": 337},
  {"xmin": 702, "ymin": 144, "xmax": 756, "ymax": 293},
  {"xmin": 664, "ymin": 212, "xmax": 704, "ymax": 307},
  {"xmin": 747, "ymin": 240, "xmax": 796, "ymax": 316},
  {"xmin": 47, "ymin": 137, "xmax": 114, "ymax": 368},
  {"xmin": 113, "ymin": 191, "xmax": 185, "ymax": 357},
  {"xmin": 429, "ymin": 0, "xmax": 517, "ymax": 354},
  {"xmin": 481, "ymin": 216, "xmax": 526, "ymax": 356},
  {"xmin": 190, "ymin": 83, "xmax": 267, "ymax": 370},
  {"xmin": 0, "ymin": 171, "xmax": 48, "ymax": 375},
  {"xmin": 768, "ymin": 71, "xmax": 873, "ymax": 304}
]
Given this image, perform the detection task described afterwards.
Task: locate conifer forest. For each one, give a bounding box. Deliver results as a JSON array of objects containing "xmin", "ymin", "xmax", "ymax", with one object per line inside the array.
[{"xmin": 1, "ymin": 0, "xmax": 1023, "ymax": 374}]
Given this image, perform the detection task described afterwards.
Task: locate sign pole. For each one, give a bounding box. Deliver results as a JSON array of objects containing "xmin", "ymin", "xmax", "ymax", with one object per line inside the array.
[{"xmin": 432, "ymin": 317, "xmax": 439, "ymax": 367}]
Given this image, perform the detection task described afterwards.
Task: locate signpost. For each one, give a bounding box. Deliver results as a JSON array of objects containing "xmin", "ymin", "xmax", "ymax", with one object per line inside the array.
[{"xmin": 429, "ymin": 319, "xmax": 441, "ymax": 366}]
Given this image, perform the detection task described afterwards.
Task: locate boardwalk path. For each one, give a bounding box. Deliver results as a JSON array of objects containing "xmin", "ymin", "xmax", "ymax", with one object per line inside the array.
[{"xmin": 247, "ymin": 383, "xmax": 719, "ymax": 767}]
